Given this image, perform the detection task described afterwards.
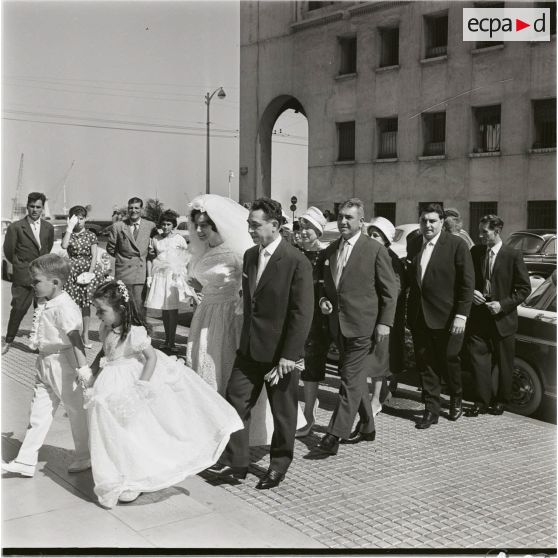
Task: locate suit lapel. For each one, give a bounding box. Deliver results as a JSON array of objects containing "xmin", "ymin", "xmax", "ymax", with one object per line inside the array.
[
  {"xmin": 254, "ymin": 239, "xmax": 284, "ymax": 295},
  {"xmin": 338, "ymin": 234, "xmax": 365, "ymax": 288},
  {"xmin": 248, "ymin": 247, "xmax": 258, "ymax": 298},
  {"xmin": 421, "ymin": 232, "xmax": 446, "ymax": 284},
  {"xmin": 38, "ymin": 220, "xmax": 50, "ymax": 250},
  {"xmin": 329, "ymin": 238, "xmax": 341, "ymax": 285},
  {"xmin": 122, "ymin": 219, "xmax": 139, "ymax": 249},
  {"xmin": 21, "ymin": 219, "xmax": 40, "ymax": 250}
]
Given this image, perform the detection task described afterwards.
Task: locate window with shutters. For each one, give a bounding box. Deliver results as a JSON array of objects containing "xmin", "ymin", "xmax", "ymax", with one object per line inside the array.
[
  {"xmin": 379, "ymin": 27, "xmax": 399, "ymax": 67},
  {"xmin": 377, "ymin": 118, "xmax": 398, "ymax": 158},
  {"xmin": 374, "ymin": 203, "xmax": 396, "ymax": 224},
  {"xmin": 424, "ymin": 13, "xmax": 448, "ymax": 58},
  {"xmin": 422, "ymin": 112, "xmax": 446, "ymax": 156},
  {"xmin": 473, "ymin": 105, "xmax": 501, "ymax": 153},
  {"xmin": 532, "ymin": 99, "xmax": 556, "ymax": 149},
  {"xmin": 337, "ymin": 121, "xmax": 356, "ymax": 161},
  {"xmin": 338, "ymin": 36, "xmax": 357, "ymax": 75}
]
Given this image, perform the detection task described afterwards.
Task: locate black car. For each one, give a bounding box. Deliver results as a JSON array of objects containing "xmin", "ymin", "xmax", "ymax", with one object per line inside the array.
[
  {"xmin": 508, "ymin": 270, "xmax": 557, "ymax": 417},
  {"xmin": 504, "ymin": 229, "xmax": 556, "ymax": 280}
]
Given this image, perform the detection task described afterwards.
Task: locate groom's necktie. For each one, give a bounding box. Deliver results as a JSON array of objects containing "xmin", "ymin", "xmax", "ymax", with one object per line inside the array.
[
  {"xmin": 255, "ymin": 248, "xmax": 270, "ymax": 287},
  {"xmin": 334, "ymin": 239, "xmax": 349, "ymax": 288}
]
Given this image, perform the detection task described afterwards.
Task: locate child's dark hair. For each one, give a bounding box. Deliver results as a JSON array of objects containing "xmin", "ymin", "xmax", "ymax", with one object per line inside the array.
[
  {"xmin": 92, "ymin": 280, "xmax": 151, "ymax": 342},
  {"xmin": 158, "ymin": 209, "xmax": 178, "ymax": 228}
]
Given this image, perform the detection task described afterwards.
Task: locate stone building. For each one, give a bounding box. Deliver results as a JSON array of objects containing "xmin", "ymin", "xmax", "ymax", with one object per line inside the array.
[{"xmin": 238, "ymin": 1, "xmax": 556, "ymax": 236}]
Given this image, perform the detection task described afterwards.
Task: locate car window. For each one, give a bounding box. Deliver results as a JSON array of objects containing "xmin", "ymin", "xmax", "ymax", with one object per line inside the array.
[
  {"xmin": 523, "ymin": 273, "xmax": 557, "ymax": 311},
  {"xmin": 543, "ymin": 238, "xmax": 556, "ymax": 256},
  {"xmin": 505, "ymin": 234, "xmax": 545, "ymax": 255}
]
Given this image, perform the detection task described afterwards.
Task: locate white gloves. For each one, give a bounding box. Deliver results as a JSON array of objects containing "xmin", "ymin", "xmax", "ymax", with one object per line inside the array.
[
  {"xmin": 146, "ymin": 276, "xmax": 153, "ymax": 288},
  {"xmin": 67, "ymin": 214, "xmax": 79, "ymax": 232},
  {"xmin": 76, "ymin": 365, "xmax": 93, "ymax": 388}
]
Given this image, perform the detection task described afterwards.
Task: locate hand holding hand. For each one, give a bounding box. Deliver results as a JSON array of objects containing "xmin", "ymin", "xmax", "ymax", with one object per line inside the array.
[
  {"xmin": 66, "ymin": 214, "xmax": 79, "ymax": 232},
  {"xmin": 146, "ymin": 276, "xmax": 153, "ymax": 288},
  {"xmin": 485, "ymin": 301, "xmax": 502, "ymax": 315},
  {"xmin": 450, "ymin": 316, "xmax": 466, "ymax": 335},
  {"xmin": 374, "ymin": 324, "xmax": 390, "ymax": 344},
  {"xmin": 277, "ymin": 358, "xmax": 295, "ymax": 379},
  {"xmin": 320, "ymin": 298, "xmax": 333, "ymax": 315},
  {"xmin": 473, "ymin": 289, "xmax": 486, "ymax": 306}
]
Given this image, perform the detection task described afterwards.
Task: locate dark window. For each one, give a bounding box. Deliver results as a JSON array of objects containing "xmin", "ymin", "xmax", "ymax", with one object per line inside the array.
[
  {"xmin": 339, "ymin": 36, "xmax": 357, "ymax": 75},
  {"xmin": 337, "ymin": 121, "xmax": 356, "ymax": 161},
  {"xmin": 424, "ymin": 13, "xmax": 448, "ymax": 58},
  {"xmin": 537, "ymin": 2, "xmax": 557, "ymax": 35},
  {"xmin": 474, "ymin": 2, "xmax": 505, "ymax": 47},
  {"xmin": 377, "ymin": 118, "xmax": 398, "ymax": 158},
  {"xmin": 470, "ymin": 201, "xmax": 498, "ymax": 243},
  {"xmin": 528, "ymin": 201, "xmax": 557, "ymax": 228},
  {"xmin": 308, "ymin": 1, "xmax": 331, "ymax": 10},
  {"xmin": 374, "ymin": 203, "xmax": 396, "ymax": 224},
  {"xmin": 379, "ymin": 27, "xmax": 399, "ymax": 67},
  {"xmin": 422, "ymin": 112, "xmax": 446, "ymax": 156},
  {"xmin": 533, "ymin": 99, "xmax": 556, "ymax": 149},
  {"xmin": 473, "ymin": 105, "xmax": 501, "ymax": 152},
  {"xmin": 418, "ymin": 202, "xmax": 444, "ymax": 218},
  {"xmin": 544, "ymin": 238, "xmax": 556, "ymax": 255}
]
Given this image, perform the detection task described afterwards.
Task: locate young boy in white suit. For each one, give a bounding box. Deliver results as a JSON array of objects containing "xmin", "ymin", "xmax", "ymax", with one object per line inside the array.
[{"xmin": 2, "ymin": 254, "xmax": 92, "ymax": 477}]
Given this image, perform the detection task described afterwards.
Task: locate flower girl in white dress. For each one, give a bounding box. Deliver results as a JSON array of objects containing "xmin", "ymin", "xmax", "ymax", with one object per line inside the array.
[{"xmin": 86, "ymin": 280, "xmax": 243, "ymax": 508}]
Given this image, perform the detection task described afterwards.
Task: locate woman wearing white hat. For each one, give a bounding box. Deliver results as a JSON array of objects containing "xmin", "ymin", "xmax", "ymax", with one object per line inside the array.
[
  {"xmin": 366, "ymin": 217, "xmax": 407, "ymax": 416},
  {"xmin": 294, "ymin": 206, "xmax": 330, "ymax": 437}
]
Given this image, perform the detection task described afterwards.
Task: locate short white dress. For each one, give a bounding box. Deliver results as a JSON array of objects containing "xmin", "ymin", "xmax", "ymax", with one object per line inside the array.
[
  {"xmin": 85, "ymin": 324, "xmax": 243, "ymax": 509},
  {"xmin": 145, "ymin": 233, "xmax": 190, "ymax": 311}
]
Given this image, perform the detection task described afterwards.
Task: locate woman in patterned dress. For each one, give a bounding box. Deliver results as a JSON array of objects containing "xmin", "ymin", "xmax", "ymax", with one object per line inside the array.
[{"xmin": 62, "ymin": 205, "xmax": 103, "ymax": 348}]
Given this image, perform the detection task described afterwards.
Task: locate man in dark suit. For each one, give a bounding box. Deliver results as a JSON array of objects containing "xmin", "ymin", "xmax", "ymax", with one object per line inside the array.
[
  {"xmin": 2, "ymin": 192, "xmax": 54, "ymax": 354},
  {"xmin": 208, "ymin": 197, "xmax": 314, "ymax": 489},
  {"xmin": 106, "ymin": 197, "xmax": 156, "ymax": 313},
  {"xmin": 315, "ymin": 199, "xmax": 398, "ymax": 455},
  {"xmin": 465, "ymin": 215, "xmax": 531, "ymax": 416},
  {"xmin": 407, "ymin": 203, "xmax": 474, "ymax": 428}
]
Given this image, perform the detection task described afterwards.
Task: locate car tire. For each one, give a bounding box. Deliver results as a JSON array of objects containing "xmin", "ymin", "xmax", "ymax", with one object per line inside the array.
[{"xmin": 506, "ymin": 357, "xmax": 543, "ymax": 417}]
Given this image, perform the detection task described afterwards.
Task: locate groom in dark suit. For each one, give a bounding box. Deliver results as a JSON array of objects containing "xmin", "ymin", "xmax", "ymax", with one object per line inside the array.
[
  {"xmin": 208, "ymin": 197, "xmax": 314, "ymax": 489},
  {"xmin": 2, "ymin": 192, "xmax": 54, "ymax": 354},
  {"xmin": 465, "ymin": 214, "xmax": 531, "ymax": 416},
  {"xmin": 315, "ymin": 198, "xmax": 398, "ymax": 456}
]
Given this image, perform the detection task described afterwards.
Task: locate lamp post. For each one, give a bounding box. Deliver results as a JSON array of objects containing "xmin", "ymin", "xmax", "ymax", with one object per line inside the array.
[
  {"xmin": 228, "ymin": 170, "xmax": 234, "ymax": 199},
  {"xmin": 205, "ymin": 86, "xmax": 226, "ymax": 194}
]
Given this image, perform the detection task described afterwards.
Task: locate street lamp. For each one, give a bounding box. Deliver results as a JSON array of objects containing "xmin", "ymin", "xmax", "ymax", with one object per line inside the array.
[
  {"xmin": 205, "ymin": 86, "xmax": 226, "ymax": 194},
  {"xmin": 228, "ymin": 170, "xmax": 234, "ymax": 199}
]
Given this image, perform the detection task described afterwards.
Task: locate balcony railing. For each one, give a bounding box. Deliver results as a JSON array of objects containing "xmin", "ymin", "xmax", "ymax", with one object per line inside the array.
[{"xmin": 423, "ymin": 141, "xmax": 445, "ymax": 156}]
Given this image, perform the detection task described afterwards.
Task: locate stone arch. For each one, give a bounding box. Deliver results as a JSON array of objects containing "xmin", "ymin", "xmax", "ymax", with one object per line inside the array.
[{"xmin": 256, "ymin": 95, "xmax": 307, "ymax": 198}]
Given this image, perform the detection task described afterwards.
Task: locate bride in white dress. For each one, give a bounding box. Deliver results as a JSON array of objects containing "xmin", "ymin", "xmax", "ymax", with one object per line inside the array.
[{"xmin": 185, "ymin": 195, "xmax": 305, "ymax": 445}]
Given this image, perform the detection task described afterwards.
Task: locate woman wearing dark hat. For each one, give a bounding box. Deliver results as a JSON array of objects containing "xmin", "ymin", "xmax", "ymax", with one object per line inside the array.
[
  {"xmin": 366, "ymin": 217, "xmax": 407, "ymax": 416},
  {"xmin": 294, "ymin": 206, "xmax": 330, "ymax": 437}
]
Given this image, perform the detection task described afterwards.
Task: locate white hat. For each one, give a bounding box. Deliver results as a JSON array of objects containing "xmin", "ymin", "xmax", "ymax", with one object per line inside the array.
[
  {"xmin": 300, "ymin": 206, "xmax": 327, "ymax": 236},
  {"xmin": 368, "ymin": 216, "xmax": 396, "ymax": 243}
]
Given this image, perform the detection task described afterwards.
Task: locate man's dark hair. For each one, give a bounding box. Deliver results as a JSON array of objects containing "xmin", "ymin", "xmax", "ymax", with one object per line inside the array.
[
  {"xmin": 480, "ymin": 214, "xmax": 504, "ymax": 233},
  {"xmin": 27, "ymin": 192, "xmax": 47, "ymax": 206},
  {"xmin": 420, "ymin": 203, "xmax": 444, "ymax": 220},
  {"xmin": 251, "ymin": 197, "xmax": 283, "ymax": 224},
  {"xmin": 339, "ymin": 198, "xmax": 365, "ymax": 218},
  {"xmin": 128, "ymin": 197, "xmax": 143, "ymax": 208}
]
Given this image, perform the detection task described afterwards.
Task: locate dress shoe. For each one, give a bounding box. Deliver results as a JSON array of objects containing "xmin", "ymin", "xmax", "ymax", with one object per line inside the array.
[
  {"xmin": 344, "ymin": 421, "xmax": 376, "ymax": 444},
  {"xmin": 1, "ymin": 341, "xmax": 12, "ymax": 355},
  {"xmin": 316, "ymin": 433, "xmax": 339, "ymax": 455},
  {"xmin": 255, "ymin": 468, "xmax": 285, "ymax": 490},
  {"xmin": 206, "ymin": 462, "xmax": 247, "ymax": 479},
  {"xmin": 68, "ymin": 459, "xmax": 91, "ymax": 473},
  {"xmin": 118, "ymin": 490, "xmax": 141, "ymax": 503},
  {"xmin": 488, "ymin": 402, "xmax": 505, "ymax": 415},
  {"xmin": 2, "ymin": 460, "xmax": 35, "ymax": 477},
  {"xmin": 465, "ymin": 403, "xmax": 488, "ymax": 417},
  {"xmin": 415, "ymin": 410, "xmax": 439, "ymax": 429},
  {"xmin": 295, "ymin": 418, "xmax": 315, "ymax": 438},
  {"xmin": 448, "ymin": 397, "xmax": 463, "ymax": 421}
]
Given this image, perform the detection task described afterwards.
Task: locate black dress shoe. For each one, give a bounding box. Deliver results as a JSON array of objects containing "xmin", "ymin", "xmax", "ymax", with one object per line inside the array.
[
  {"xmin": 255, "ymin": 468, "xmax": 285, "ymax": 490},
  {"xmin": 415, "ymin": 410, "xmax": 439, "ymax": 429},
  {"xmin": 343, "ymin": 421, "xmax": 376, "ymax": 444},
  {"xmin": 488, "ymin": 402, "xmax": 505, "ymax": 415},
  {"xmin": 449, "ymin": 396, "xmax": 463, "ymax": 421},
  {"xmin": 316, "ymin": 433, "xmax": 339, "ymax": 455},
  {"xmin": 206, "ymin": 462, "xmax": 247, "ymax": 479},
  {"xmin": 464, "ymin": 403, "xmax": 488, "ymax": 417}
]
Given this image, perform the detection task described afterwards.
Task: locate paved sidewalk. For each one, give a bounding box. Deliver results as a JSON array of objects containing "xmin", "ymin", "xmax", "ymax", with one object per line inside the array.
[{"xmin": 1, "ymin": 281, "xmax": 556, "ymax": 551}]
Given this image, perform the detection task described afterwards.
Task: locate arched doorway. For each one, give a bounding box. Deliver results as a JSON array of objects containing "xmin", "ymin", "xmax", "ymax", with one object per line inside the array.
[{"xmin": 256, "ymin": 96, "xmax": 308, "ymax": 217}]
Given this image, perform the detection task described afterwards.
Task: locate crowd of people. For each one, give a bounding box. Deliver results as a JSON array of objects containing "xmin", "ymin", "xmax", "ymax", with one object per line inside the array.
[{"xmin": 1, "ymin": 190, "xmax": 531, "ymax": 505}]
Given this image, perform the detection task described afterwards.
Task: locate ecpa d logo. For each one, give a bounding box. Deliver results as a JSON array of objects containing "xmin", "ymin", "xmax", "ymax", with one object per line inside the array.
[{"xmin": 463, "ymin": 7, "xmax": 551, "ymax": 42}]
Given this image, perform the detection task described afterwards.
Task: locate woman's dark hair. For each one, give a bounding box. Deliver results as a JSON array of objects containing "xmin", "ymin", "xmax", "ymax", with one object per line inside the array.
[
  {"xmin": 69, "ymin": 205, "xmax": 87, "ymax": 218},
  {"xmin": 190, "ymin": 209, "xmax": 218, "ymax": 232},
  {"xmin": 92, "ymin": 280, "xmax": 151, "ymax": 343},
  {"xmin": 158, "ymin": 209, "xmax": 178, "ymax": 228}
]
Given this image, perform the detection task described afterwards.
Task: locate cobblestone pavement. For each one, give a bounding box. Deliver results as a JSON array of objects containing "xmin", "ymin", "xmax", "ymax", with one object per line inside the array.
[{"xmin": 1, "ymin": 282, "xmax": 556, "ymax": 550}]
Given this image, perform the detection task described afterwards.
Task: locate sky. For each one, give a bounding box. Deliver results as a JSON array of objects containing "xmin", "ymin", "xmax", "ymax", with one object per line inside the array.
[{"xmin": 2, "ymin": 0, "xmax": 244, "ymax": 219}]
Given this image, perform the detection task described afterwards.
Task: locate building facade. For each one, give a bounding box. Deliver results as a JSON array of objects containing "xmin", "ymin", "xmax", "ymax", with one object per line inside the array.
[{"xmin": 238, "ymin": 0, "xmax": 556, "ymax": 236}]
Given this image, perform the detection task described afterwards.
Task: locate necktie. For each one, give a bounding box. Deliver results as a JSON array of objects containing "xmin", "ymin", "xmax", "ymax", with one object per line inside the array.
[
  {"xmin": 255, "ymin": 249, "xmax": 269, "ymax": 286},
  {"xmin": 420, "ymin": 241, "xmax": 434, "ymax": 282},
  {"xmin": 335, "ymin": 240, "xmax": 349, "ymax": 288},
  {"xmin": 133, "ymin": 223, "xmax": 139, "ymax": 240},
  {"xmin": 484, "ymin": 249, "xmax": 494, "ymax": 297},
  {"xmin": 32, "ymin": 221, "xmax": 41, "ymax": 249}
]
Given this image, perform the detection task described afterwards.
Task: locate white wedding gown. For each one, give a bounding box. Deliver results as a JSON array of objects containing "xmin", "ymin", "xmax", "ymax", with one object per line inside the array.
[
  {"xmin": 186, "ymin": 244, "xmax": 305, "ymax": 445},
  {"xmin": 86, "ymin": 325, "xmax": 243, "ymax": 508}
]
